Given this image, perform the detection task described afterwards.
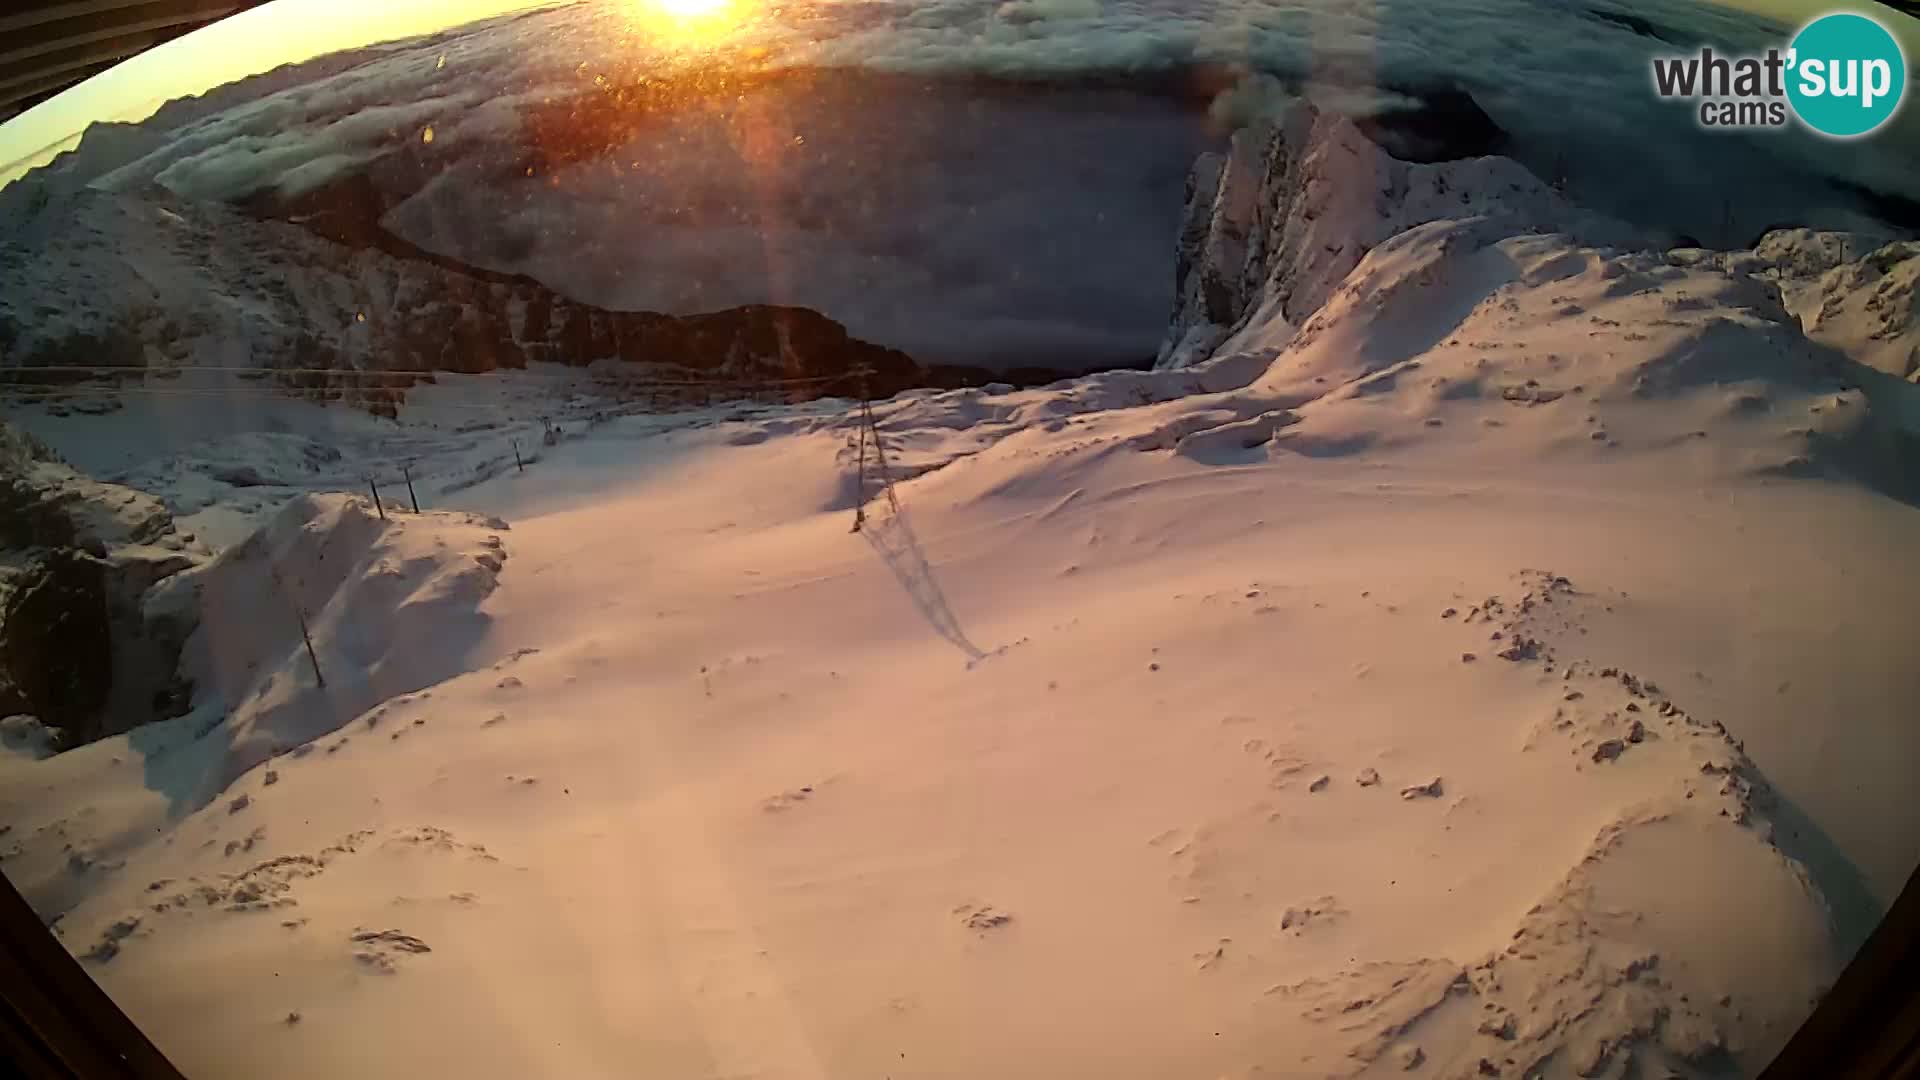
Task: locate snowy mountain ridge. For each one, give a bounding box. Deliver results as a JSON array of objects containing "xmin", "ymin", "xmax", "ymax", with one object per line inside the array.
[
  {"xmin": 0, "ymin": 175, "xmax": 921, "ymax": 414},
  {"xmin": 1158, "ymin": 103, "xmax": 1920, "ymax": 401},
  {"xmin": 1155, "ymin": 104, "xmax": 1648, "ymax": 369}
]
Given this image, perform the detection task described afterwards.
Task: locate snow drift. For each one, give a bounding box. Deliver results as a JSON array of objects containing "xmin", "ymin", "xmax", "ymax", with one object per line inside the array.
[{"xmin": 157, "ymin": 493, "xmax": 508, "ymax": 801}]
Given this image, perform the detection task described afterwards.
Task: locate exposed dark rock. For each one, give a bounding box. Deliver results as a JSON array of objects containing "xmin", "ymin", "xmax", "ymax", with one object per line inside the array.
[
  {"xmin": 0, "ymin": 421, "xmax": 200, "ymax": 749},
  {"xmin": 1354, "ymin": 86, "xmax": 1509, "ymax": 164},
  {"xmin": 220, "ymin": 135, "xmax": 926, "ymax": 403},
  {"xmin": 0, "ymin": 550, "xmax": 111, "ymax": 734}
]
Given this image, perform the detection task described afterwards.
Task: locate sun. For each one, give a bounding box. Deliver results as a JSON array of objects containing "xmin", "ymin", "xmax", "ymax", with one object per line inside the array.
[
  {"xmin": 626, "ymin": 0, "xmax": 746, "ymax": 43},
  {"xmin": 653, "ymin": 0, "xmax": 731, "ymax": 16}
]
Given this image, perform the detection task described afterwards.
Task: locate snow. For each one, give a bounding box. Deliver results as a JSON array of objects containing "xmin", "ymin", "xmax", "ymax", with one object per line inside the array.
[
  {"xmin": 3, "ymin": 93, "xmax": 1920, "ymax": 1080},
  {"xmin": 1791, "ymin": 241, "xmax": 1920, "ymax": 383},
  {"xmin": 0, "ymin": 493, "xmax": 505, "ymax": 912},
  {"xmin": 1157, "ymin": 105, "xmax": 1647, "ymax": 369},
  {"xmin": 9, "ymin": 401, "xmax": 1904, "ymax": 1077}
]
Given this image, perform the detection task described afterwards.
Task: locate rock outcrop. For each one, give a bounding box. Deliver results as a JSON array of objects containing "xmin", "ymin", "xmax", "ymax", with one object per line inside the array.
[
  {"xmin": 1774, "ymin": 236, "xmax": 1919, "ymax": 382},
  {"xmin": 1157, "ymin": 103, "xmax": 1646, "ymax": 369},
  {"xmin": 1672, "ymin": 229, "xmax": 1920, "ymax": 383},
  {"xmin": 0, "ymin": 423, "xmax": 199, "ymax": 747}
]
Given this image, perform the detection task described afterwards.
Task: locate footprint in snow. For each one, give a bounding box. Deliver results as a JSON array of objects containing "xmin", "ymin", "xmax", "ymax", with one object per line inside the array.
[{"xmin": 955, "ymin": 904, "xmax": 1012, "ymax": 932}]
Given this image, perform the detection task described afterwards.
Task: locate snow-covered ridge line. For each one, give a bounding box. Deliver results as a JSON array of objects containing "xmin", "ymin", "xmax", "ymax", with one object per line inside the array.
[
  {"xmin": 1155, "ymin": 103, "xmax": 1650, "ymax": 370},
  {"xmin": 1685, "ymin": 229, "xmax": 1920, "ymax": 384},
  {"xmin": 818, "ymin": 104, "xmax": 1918, "ymax": 512},
  {"xmin": 0, "ymin": 173, "xmax": 921, "ymax": 415},
  {"xmin": 1156, "ymin": 102, "xmax": 1920, "ymax": 393}
]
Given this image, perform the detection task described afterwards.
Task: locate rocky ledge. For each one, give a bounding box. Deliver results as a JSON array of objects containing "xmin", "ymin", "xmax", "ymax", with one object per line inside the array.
[{"xmin": 0, "ymin": 422, "xmax": 199, "ymax": 750}]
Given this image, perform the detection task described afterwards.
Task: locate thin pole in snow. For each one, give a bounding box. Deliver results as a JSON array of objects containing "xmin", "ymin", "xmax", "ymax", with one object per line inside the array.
[
  {"xmin": 368, "ymin": 478, "xmax": 385, "ymax": 520},
  {"xmin": 403, "ymin": 465, "xmax": 420, "ymax": 513},
  {"xmin": 851, "ymin": 367, "xmax": 871, "ymax": 533},
  {"xmin": 296, "ymin": 604, "xmax": 324, "ymax": 688},
  {"xmin": 273, "ymin": 569, "xmax": 324, "ymax": 688},
  {"xmin": 512, "ymin": 439, "xmax": 524, "ymax": 472}
]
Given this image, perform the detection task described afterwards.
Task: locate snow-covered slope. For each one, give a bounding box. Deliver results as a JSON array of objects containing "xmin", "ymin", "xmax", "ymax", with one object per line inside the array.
[
  {"xmin": 0, "ymin": 493, "xmax": 506, "ymax": 918},
  {"xmin": 1156, "ymin": 104, "xmax": 1648, "ymax": 369},
  {"xmin": 1246, "ymin": 219, "xmax": 1916, "ymax": 492},
  {"xmin": 2, "ymin": 100, "xmax": 1918, "ymax": 1080},
  {"xmin": 1782, "ymin": 239, "xmax": 1920, "ymax": 383}
]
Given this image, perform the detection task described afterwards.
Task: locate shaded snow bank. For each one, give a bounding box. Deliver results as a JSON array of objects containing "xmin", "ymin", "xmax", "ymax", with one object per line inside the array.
[
  {"xmin": 159, "ymin": 494, "xmax": 508, "ymax": 802},
  {"xmin": 0, "ymin": 491, "xmax": 509, "ymax": 922}
]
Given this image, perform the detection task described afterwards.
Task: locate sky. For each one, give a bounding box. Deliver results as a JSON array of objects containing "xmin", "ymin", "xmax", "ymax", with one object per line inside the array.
[{"xmin": 0, "ymin": 0, "xmax": 561, "ymax": 185}]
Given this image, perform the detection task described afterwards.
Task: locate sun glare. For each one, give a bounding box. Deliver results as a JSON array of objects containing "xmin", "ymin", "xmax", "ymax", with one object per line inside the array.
[
  {"xmin": 655, "ymin": 0, "xmax": 729, "ymax": 16},
  {"xmin": 628, "ymin": 0, "xmax": 746, "ymax": 44}
]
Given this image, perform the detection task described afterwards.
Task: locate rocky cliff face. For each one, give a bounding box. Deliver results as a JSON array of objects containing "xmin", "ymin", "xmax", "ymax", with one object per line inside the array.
[
  {"xmin": 0, "ymin": 423, "xmax": 197, "ymax": 748},
  {"xmin": 1157, "ymin": 103, "xmax": 1647, "ymax": 369},
  {"xmin": 0, "ymin": 175, "xmax": 923, "ymax": 414}
]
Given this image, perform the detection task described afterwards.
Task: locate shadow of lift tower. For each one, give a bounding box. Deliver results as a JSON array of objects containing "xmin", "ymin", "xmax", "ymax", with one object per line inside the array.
[{"xmin": 847, "ymin": 366, "xmax": 986, "ymax": 663}]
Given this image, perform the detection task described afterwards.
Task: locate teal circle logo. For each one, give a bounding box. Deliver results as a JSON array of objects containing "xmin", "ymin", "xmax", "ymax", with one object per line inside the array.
[{"xmin": 1786, "ymin": 12, "xmax": 1907, "ymax": 137}]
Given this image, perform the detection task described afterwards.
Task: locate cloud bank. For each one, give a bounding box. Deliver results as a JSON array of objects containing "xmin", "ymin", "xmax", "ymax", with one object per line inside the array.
[{"xmin": 28, "ymin": 0, "xmax": 1920, "ymax": 367}]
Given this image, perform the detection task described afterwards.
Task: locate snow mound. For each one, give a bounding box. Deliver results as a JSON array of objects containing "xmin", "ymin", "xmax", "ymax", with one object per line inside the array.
[
  {"xmin": 1156, "ymin": 103, "xmax": 1647, "ymax": 369},
  {"xmin": 1745, "ymin": 228, "xmax": 1890, "ymax": 280},
  {"xmin": 1261, "ymin": 576, "xmax": 1838, "ymax": 1077},
  {"xmin": 800, "ymin": 348, "xmax": 1279, "ymax": 502},
  {"xmin": 1795, "ymin": 241, "xmax": 1920, "ymax": 383},
  {"xmin": 159, "ymin": 493, "xmax": 506, "ymax": 803},
  {"xmin": 1670, "ymin": 229, "xmax": 1916, "ymax": 385},
  {"xmin": 1160, "ymin": 217, "xmax": 1917, "ymax": 496}
]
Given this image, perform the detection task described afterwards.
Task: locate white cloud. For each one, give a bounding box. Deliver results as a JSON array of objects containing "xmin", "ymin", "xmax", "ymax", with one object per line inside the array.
[{"xmin": 34, "ymin": 0, "xmax": 1919, "ymax": 367}]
